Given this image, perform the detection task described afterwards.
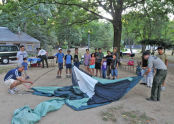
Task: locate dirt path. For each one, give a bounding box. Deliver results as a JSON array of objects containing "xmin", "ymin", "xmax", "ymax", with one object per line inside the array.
[{"xmin": 0, "ymin": 64, "xmax": 174, "ymax": 124}]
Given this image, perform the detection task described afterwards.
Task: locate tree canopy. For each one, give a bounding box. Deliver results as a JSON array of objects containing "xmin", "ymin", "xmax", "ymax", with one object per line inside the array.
[{"xmin": 0, "ymin": 0, "xmax": 174, "ymax": 53}]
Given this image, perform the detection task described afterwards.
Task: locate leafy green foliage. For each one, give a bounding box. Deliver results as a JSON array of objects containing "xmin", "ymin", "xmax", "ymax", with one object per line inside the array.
[{"xmin": 0, "ymin": 0, "xmax": 174, "ymax": 51}]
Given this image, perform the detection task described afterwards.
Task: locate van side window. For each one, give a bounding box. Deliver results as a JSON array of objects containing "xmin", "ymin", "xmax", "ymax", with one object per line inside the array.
[
  {"xmin": 0, "ymin": 46, "xmax": 9, "ymax": 52},
  {"xmin": 10, "ymin": 46, "xmax": 18, "ymax": 51}
]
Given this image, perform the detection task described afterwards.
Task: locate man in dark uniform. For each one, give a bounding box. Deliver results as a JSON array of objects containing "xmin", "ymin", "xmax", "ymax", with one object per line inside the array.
[{"xmin": 143, "ymin": 51, "xmax": 167, "ymax": 102}]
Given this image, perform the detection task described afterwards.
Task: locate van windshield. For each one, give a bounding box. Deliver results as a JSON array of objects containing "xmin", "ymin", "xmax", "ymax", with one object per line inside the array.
[{"xmin": 0, "ymin": 46, "xmax": 18, "ymax": 52}]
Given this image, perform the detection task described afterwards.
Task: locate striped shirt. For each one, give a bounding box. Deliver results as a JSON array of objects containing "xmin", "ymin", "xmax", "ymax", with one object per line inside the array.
[{"xmin": 4, "ymin": 68, "xmax": 21, "ymax": 81}]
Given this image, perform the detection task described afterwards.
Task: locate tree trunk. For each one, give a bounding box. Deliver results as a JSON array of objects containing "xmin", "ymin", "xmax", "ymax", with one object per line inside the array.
[
  {"xmin": 23, "ymin": 23, "xmax": 27, "ymax": 33},
  {"xmin": 113, "ymin": 16, "xmax": 122, "ymax": 58},
  {"xmin": 142, "ymin": 44, "xmax": 146, "ymax": 53},
  {"xmin": 172, "ymin": 48, "xmax": 174, "ymax": 56},
  {"xmin": 112, "ymin": 0, "xmax": 123, "ymax": 58},
  {"xmin": 130, "ymin": 45, "xmax": 133, "ymax": 54}
]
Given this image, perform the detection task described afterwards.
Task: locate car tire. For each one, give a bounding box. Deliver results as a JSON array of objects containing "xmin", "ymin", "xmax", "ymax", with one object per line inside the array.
[{"xmin": 2, "ymin": 57, "xmax": 9, "ymax": 64}]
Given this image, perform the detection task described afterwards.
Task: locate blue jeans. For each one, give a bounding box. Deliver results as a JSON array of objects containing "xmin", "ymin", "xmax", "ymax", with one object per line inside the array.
[
  {"xmin": 111, "ymin": 69, "xmax": 118, "ymax": 78},
  {"xmin": 102, "ymin": 70, "xmax": 106, "ymax": 78},
  {"xmin": 74, "ymin": 62, "xmax": 80, "ymax": 68}
]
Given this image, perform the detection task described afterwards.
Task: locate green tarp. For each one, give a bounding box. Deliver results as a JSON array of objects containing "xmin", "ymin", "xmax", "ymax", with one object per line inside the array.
[
  {"xmin": 12, "ymin": 98, "xmax": 64, "ymax": 124},
  {"xmin": 12, "ymin": 76, "xmax": 137, "ymax": 124}
]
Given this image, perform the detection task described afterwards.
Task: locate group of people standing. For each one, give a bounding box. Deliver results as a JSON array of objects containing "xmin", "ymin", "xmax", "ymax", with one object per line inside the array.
[
  {"xmin": 54, "ymin": 47, "xmax": 119, "ymax": 80},
  {"xmin": 55, "ymin": 48, "xmax": 80, "ymax": 78},
  {"xmin": 83, "ymin": 48, "xmax": 119, "ymax": 79}
]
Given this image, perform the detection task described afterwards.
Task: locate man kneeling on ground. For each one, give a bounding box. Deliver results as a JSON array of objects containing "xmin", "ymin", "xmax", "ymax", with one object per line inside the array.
[{"xmin": 4, "ymin": 65, "xmax": 33, "ymax": 94}]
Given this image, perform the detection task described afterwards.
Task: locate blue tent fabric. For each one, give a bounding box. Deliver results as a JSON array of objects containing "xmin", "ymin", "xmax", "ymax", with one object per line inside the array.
[
  {"xmin": 12, "ymin": 98, "xmax": 64, "ymax": 124},
  {"xmin": 31, "ymin": 87, "xmax": 60, "ymax": 97},
  {"xmin": 65, "ymin": 98, "xmax": 110, "ymax": 111},
  {"xmin": 12, "ymin": 74, "xmax": 143, "ymax": 124},
  {"xmin": 32, "ymin": 86, "xmax": 88, "ymax": 100},
  {"xmin": 54, "ymin": 86, "xmax": 88, "ymax": 100},
  {"xmin": 30, "ymin": 76, "xmax": 142, "ymax": 110},
  {"xmin": 88, "ymin": 76, "xmax": 142, "ymax": 105},
  {"xmin": 88, "ymin": 79, "xmax": 131, "ymax": 105}
]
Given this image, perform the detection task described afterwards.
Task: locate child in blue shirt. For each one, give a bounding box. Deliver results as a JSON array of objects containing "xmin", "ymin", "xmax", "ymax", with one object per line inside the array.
[
  {"xmin": 55, "ymin": 48, "xmax": 64, "ymax": 78},
  {"xmin": 101, "ymin": 57, "xmax": 107, "ymax": 78},
  {"xmin": 65, "ymin": 50, "xmax": 73, "ymax": 78},
  {"xmin": 22, "ymin": 58, "xmax": 29, "ymax": 79}
]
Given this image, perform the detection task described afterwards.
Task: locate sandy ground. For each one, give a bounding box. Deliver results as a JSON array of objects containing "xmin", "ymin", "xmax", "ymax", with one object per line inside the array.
[{"xmin": 0, "ymin": 61, "xmax": 174, "ymax": 124}]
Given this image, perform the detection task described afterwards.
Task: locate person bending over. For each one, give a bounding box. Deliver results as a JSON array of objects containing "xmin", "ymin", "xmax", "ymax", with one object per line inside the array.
[
  {"xmin": 4, "ymin": 65, "xmax": 33, "ymax": 94},
  {"xmin": 143, "ymin": 51, "xmax": 167, "ymax": 102}
]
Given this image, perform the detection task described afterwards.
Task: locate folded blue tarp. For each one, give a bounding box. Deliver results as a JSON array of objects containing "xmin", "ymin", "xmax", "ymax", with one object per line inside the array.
[
  {"xmin": 12, "ymin": 66, "xmax": 142, "ymax": 124},
  {"xmin": 31, "ymin": 76, "xmax": 142, "ymax": 110},
  {"xmin": 12, "ymin": 98, "xmax": 64, "ymax": 124}
]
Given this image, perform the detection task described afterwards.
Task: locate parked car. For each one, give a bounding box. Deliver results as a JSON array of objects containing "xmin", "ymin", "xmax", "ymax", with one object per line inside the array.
[{"xmin": 0, "ymin": 45, "xmax": 19, "ymax": 64}]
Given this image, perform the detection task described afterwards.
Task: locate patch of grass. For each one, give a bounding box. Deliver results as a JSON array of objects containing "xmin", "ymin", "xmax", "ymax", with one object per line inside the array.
[
  {"xmin": 100, "ymin": 106, "xmax": 123, "ymax": 122},
  {"xmin": 122, "ymin": 111, "xmax": 155, "ymax": 124},
  {"xmin": 122, "ymin": 111, "xmax": 137, "ymax": 119},
  {"xmin": 0, "ymin": 65, "xmax": 16, "ymax": 74},
  {"xmin": 100, "ymin": 106, "xmax": 156, "ymax": 124},
  {"xmin": 101, "ymin": 111, "xmax": 117, "ymax": 122}
]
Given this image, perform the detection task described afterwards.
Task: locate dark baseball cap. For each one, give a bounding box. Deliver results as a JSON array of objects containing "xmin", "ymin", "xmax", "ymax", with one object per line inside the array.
[
  {"xmin": 157, "ymin": 46, "xmax": 163, "ymax": 50},
  {"xmin": 143, "ymin": 51, "xmax": 150, "ymax": 56}
]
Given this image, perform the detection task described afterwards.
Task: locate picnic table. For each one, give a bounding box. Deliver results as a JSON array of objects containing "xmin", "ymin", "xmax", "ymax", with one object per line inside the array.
[{"xmin": 27, "ymin": 58, "xmax": 41, "ymax": 67}]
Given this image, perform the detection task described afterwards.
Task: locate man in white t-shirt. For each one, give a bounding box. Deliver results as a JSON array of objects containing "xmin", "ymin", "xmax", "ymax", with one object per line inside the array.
[
  {"xmin": 37, "ymin": 48, "xmax": 48, "ymax": 68},
  {"xmin": 17, "ymin": 45, "xmax": 28, "ymax": 66}
]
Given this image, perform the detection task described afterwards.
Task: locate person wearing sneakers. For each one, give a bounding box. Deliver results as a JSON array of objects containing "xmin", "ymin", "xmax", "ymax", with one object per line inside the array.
[
  {"xmin": 157, "ymin": 47, "xmax": 168, "ymax": 91},
  {"xmin": 55, "ymin": 48, "xmax": 64, "ymax": 78},
  {"xmin": 4, "ymin": 65, "xmax": 33, "ymax": 94},
  {"xmin": 65, "ymin": 50, "xmax": 73, "ymax": 78}
]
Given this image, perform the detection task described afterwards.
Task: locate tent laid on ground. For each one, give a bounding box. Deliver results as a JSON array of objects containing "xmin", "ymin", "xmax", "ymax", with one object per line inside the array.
[{"xmin": 12, "ymin": 66, "xmax": 142, "ymax": 124}]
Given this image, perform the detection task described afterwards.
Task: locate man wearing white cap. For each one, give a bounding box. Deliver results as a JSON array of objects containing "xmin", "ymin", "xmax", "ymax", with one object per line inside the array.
[{"xmin": 55, "ymin": 48, "xmax": 64, "ymax": 78}]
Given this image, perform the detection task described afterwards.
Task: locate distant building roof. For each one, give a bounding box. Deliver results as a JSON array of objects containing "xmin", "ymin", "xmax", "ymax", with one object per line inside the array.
[{"xmin": 0, "ymin": 27, "xmax": 40, "ymax": 43}]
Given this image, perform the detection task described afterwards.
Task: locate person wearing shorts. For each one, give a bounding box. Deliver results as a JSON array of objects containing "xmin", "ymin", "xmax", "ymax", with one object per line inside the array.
[
  {"xmin": 95, "ymin": 48, "xmax": 104, "ymax": 77},
  {"xmin": 65, "ymin": 50, "xmax": 73, "ymax": 78},
  {"xmin": 84, "ymin": 49, "xmax": 91, "ymax": 73},
  {"xmin": 55, "ymin": 48, "xmax": 64, "ymax": 78},
  {"xmin": 89, "ymin": 53, "xmax": 95, "ymax": 76},
  {"xmin": 111, "ymin": 54, "xmax": 118, "ymax": 80},
  {"xmin": 4, "ymin": 65, "xmax": 33, "ymax": 94}
]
